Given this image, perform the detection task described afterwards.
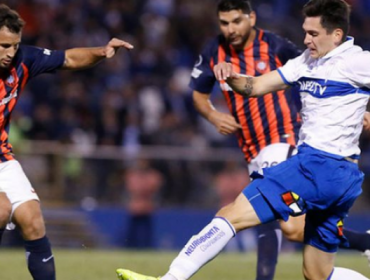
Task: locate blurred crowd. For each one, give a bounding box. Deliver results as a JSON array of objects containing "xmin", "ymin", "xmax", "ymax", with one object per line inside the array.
[{"xmin": 2, "ymin": 0, "xmax": 370, "ymax": 207}]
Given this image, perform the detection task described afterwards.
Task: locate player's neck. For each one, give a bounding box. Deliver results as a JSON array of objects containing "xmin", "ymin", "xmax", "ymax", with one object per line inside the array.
[{"xmin": 234, "ymin": 28, "xmax": 256, "ymax": 51}]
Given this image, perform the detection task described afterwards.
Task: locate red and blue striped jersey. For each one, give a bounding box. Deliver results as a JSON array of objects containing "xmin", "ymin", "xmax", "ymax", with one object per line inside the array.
[
  {"xmin": 0, "ymin": 45, "xmax": 64, "ymax": 161},
  {"xmin": 190, "ymin": 28, "xmax": 302, "ymax": 163}
]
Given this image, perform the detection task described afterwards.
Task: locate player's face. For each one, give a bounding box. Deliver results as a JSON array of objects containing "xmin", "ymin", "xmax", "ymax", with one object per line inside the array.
[
  {"xmin": 218, "ymin": 9, "xmax": 256, "ymax": 49},
  {"xmin": 0, "ymin": 26, "xmax": 21, "ymax": 69},
  {"xmin": 303, "ymin": 16, "xmax": 343, "ymax": 59}
]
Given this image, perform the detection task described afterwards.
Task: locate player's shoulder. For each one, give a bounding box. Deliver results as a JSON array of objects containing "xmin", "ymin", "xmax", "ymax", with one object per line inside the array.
[
  {"xmin": 258, "ymin": 29, "xmax": 292, "ymax": 45},
  {"xmin": 16, "ymin": 45, "xmax": 46, "ymax": 61},
  {"xmin": 258, "ymin": 28, "xmax": 301, "ymax": 57},
  {"xmin": 200, "ymin": 35, "xmax": 226, "ymax": 56}
]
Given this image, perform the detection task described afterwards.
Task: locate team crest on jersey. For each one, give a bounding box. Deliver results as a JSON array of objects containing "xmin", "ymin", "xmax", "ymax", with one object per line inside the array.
[
  {"xmin": 5, "ymin": 69, "xmax": 18, "ymax": 88},
  {"xmin": 281, "ymin": 191, "xmax": 306, "ymax": 216},
  {"xmin": 254, "ymin": 59, "xmax": 270, "ymax": 74}
]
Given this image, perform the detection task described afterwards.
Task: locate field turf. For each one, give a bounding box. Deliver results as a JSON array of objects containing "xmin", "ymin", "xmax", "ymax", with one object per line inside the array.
[{"xmin": 0, "ymin": 249, "xmax": 368, "ymax": 280}]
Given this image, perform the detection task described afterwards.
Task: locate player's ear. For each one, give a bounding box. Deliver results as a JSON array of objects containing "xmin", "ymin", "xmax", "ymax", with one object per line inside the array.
[
  {"xmin": 333, "ymin": 28, "xmax": 344, "ymax": 45},
  {"xmin": 249, "ymin": 11, "xmax": 256, "ymax": 27}
]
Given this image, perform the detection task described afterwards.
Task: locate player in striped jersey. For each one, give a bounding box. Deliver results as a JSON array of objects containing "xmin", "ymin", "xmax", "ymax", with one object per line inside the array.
[
  {"xmin": 0, "ymin": 4, "xmax": 133, "ymax": 280},
  {"xmin": 190, "ymin": 0, "xmax": 370, "ymax": 279}
]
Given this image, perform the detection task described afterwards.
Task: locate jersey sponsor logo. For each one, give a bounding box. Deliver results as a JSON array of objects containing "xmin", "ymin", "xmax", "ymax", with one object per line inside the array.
[
  {"xmin": 298, "ymin": 80, "xmax": 327, "ymax": 96},
  {"xmin": 0, "ymin": 90, "xmax": 18, "ymax": 106},
  {"xmin": 184, "ymin": 226, "xmax": 225, "ymax": 256}
]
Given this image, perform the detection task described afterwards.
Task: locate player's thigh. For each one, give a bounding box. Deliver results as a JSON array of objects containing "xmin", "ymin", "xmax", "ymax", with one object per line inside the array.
[
  {"xmin": 0, "ymin": 192, "xmax": 11, "ymax": 227},
  {"xmin": 302, "ymin": 244, "xmax": 335, "ymax": 280},
  {"xmin": 13, "ymin": 200, "xmax": 45, "ymax": 239},
  {"xmin": 279, "ymin": 214, "xmax": 305, "ymax": 242},
  {"xmin": 216, "ymin": 193, "xmax": 261, "ymax": 232},
  {"xmin": 0, "ymin": 160, "xmax": 39, "ymax": 209}
]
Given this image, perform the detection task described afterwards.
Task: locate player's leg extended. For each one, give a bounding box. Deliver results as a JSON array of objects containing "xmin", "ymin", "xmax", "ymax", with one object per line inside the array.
[
  {"xmin": 0, "ymin": 192, "xmax": 11, "ymax": 242},
  {"xmin": 164, "ymin": 194, "xmax": 261, "ymax": 280},
  {"xmin": 13, "ymin": 200, "xmax": 56, "ymax": 280},
  {"xmin": 117, "ymin": 179, "xmax": 281, "ymax": 280},
  {"xmin": 117, "ymin": 194, "xmax": 266, "ymax": 280}
]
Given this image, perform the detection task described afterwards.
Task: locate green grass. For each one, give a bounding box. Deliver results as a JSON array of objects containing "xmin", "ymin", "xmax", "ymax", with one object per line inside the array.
[{"xmin": 0, "ymin": 249, "xmax": 368, "ymax": 280}]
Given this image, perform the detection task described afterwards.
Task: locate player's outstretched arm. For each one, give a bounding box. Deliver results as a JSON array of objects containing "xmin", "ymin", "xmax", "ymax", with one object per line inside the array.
[
  {"xmin": 62, "ymin": 38, "xmax": 134, "ymax": 70},
  {"xmin": 213, "ymin": 62, "xmax": 288, "ymax": 97}
]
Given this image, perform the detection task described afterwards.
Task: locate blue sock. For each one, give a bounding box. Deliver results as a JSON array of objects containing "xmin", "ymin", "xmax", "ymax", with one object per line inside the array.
[
  {"xmin": 341, "ymin": 229, "xmax": 370, "ymax": 252},
  {"xmin": 256, "ymin": 221, "xmax": 281, "ymax": 280},
  {"xmin": 24, "ymin": 236, "xmax": 56, "ymax": 280}
]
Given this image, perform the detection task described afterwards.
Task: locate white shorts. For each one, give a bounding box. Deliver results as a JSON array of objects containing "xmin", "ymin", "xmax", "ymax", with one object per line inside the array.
[
  {"xmin": 248, "ymin": 143, "xmax": 297, "ymax": 175},
  {"xmin": 0, "ymin": 160, "xmax": 39, "ymax": 229}
]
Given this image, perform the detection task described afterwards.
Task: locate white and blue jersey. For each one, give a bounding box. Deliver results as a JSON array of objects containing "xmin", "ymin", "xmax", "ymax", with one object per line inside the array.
[
  {"xmin": 278, "ymin": 37, "xmax": 370, "ymax": 158},
  {"xmin": 243, "ymin": 37, "xmax": 367, "ymax": 253}
]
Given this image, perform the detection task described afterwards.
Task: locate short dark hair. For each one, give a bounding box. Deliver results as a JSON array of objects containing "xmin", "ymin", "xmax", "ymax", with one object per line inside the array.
[
  {"xmin": 0, "ymin": 4, "xmax": 25, "ymax": 33},
  {"xmin": 303, "ymin": 0, "xmax": 350, "ymax": 42},
  {"xmin": 217, "ymin": 0, "xmax": 253, "ymax": 14}
]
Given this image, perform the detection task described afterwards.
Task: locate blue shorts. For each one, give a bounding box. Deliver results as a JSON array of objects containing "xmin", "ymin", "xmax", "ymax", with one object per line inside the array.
[{"xmin": 243, "ymin": 143, "xmax": 364, "ymax": 252}]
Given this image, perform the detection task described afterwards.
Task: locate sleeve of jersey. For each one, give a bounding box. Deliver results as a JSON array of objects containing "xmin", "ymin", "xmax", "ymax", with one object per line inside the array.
[
  {"xmin": 277, "ymin": 51, "xmax": 306, "ymax": 86},
  {"xmin": 346, "ymin": 51, "xmax": 370, "ymax": 89},
  {"xmin": 188, "ymin": 42, "xmax": 217, "ymax": 93},
  {"xmin": 22, "ymin": 46, "xmax": 65, "ymax": 79}
]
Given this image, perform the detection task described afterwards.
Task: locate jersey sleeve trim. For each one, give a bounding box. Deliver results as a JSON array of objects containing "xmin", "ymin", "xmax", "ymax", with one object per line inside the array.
[{"xmin": 277, "ymin": 69, "xmax": 293, "ymax": 86}]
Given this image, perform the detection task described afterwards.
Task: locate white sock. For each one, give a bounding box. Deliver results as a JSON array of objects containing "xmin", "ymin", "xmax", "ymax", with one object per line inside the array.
[
  {"xmin": 330, "ymin": 267, "xmax": 369, "ymax": 280},
  {"xmin": 161, "ymin": 217, "xmax": 235, "ymax": 280}
]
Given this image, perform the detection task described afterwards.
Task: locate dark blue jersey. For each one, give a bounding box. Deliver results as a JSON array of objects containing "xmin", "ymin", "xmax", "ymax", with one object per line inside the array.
[
  {"xmin": 0, "ymin": 45, "xmax": 64, "ymax": 161},
  {"xmin": 190, "ymin": 28, "xmax": 302, "ymax": 162}
]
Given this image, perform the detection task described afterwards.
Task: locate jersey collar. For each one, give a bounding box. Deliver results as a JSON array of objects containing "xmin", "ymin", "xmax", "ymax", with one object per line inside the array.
[{"xmin": 321, "ymin": 36, "xmax": 354, "ymax": 60}]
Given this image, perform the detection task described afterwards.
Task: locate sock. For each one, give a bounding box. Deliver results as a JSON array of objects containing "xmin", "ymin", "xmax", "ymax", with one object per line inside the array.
[
  {"xmin": 24, "ymin": 235, "xmax": 56, "ymax": 280},
  {"xmin": 255, "ymin": 221, "xmax": 282, "ymax": 280},
  {"xmin": 161, "ymin": 217, "xmax": 235, "ymax": 280},
  {"xmin": 0, "ymin": 228, "xmax": 5, "ymax": 243},
  {"xmin": 329, "ymin": 267, "xmax": 369, "ymax": 280},
  {"xmin": 341, "ymin": 229, "xmax": 370, "ymax": 252}
]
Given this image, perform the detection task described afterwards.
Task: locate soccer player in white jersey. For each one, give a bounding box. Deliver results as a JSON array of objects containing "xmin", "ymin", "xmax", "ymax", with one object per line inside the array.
[{"xmin": 117, "ymin": 0, "xmax": 370, "ymax": 279}]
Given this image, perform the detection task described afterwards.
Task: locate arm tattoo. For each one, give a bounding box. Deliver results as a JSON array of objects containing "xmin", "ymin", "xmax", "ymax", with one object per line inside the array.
[{"xmin": 242, "ymin": 76, "xmax": 253, "ymax": 97}]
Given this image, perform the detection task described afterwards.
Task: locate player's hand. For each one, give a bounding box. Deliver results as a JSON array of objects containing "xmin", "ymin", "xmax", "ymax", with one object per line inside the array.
[
  {"xmin": 104, "ymin": 38, "xmax": 134, "ymax": 58},
  {"xmin": 208, "ymin": 110, "xmax": 242, "ymax": 135},
  {"xmin": 213, "ymin": 62, "xmax": 239, "ymax": 81},
  {"xmin": 363, "ymin": 111, "xmax": 370, "ymax": 132}
]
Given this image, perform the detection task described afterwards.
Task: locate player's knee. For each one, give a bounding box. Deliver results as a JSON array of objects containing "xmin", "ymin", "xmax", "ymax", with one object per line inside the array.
[
  {"xmin": 283, "ymin": 227, "xmax": 303, "ymax": 242},
  {"xmin": 19, "ymin": 214, "xmax": 46, "ymax": 240},
  {"xmin": 216, "ymin": 194, "xmax": 260, "ymax": 232},
  {"xmin": 280, "ymin": 218, "xmax": 305, "ymax": 242}
]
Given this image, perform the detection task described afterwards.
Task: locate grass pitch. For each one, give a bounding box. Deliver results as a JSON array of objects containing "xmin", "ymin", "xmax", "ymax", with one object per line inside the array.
[{"xmin": 0, "ymin": 249, "xmax": 369, "ymax": 280}]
